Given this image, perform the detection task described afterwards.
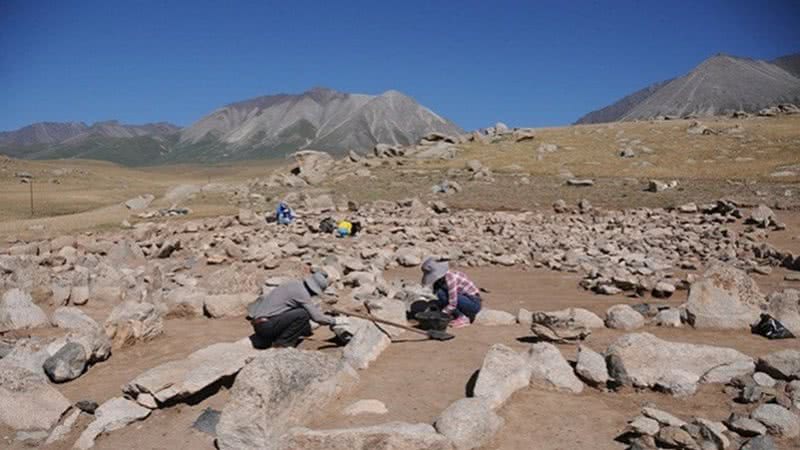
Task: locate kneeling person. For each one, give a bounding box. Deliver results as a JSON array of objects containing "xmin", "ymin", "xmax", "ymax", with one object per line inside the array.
[
  {"xmin": 421, "ymin": 257, "xmax": 482, "ymax": 328},
  {"xmin": 247, "ymin": 271, "xmax": 347, "ymax": 348}
]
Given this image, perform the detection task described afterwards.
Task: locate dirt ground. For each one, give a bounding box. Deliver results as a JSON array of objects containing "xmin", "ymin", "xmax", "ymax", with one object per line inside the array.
[
  {"xmin": 6, "ymin": 260, "xmax": 796, "ymax": 450},
  {"xmin": 2, "ymin": 117, "xmax": 800, "ymax": 448}
]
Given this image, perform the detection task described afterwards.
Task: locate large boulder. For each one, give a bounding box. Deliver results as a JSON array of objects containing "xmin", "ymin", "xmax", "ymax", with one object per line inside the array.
[
  {"xmin": 606, "ymin": 333, "xmax": 754, "ymax": 390},
  {"xmin": 164, "ymin": 287, "xmax": 206, "ymax": 318},
  {"xmin": 686, "ymin": 264, "xmax": 765, "ymax": 329},
  {"xmin": 532, "ymin": 308, "xmax": 605, "ymax": 329},
  {"xmin": 43, "ymin": 341, "xmax": 87, "ymax": 382},
  {"xmin": 435, "ymin": 397, "xmax": 503, "ymax": 450},
  {"xmin": 74, "ymin": 397, "xmax": 151, "ymax": 449},
  {"xmin": 285, "ymin": 422, "xmax": 453, "ymax": 450},
  {"xmin": 473, "ymin": 344, "xmax": 532, "ymax": 409},
  {"xmin": 106, "ymin": 239, "xmax": 146, "ymax": 267},
  {"xmin": 527, "ymin": 343, "xmax": 584, "ymax": 393},
  {"xmin": 575, "ymin": 345, "xmax": 609, "ymax": 387},
  {"xmin": 124, "ymin": 194, "xmax": 154, "ymax": 210},
  {"xmin": 124, "ymin": 339, "xmax": 259, "ymax": 405},
  {"xmin": 216, "ymin": 349, "xmax": 358, "ymax": 450},
  {"xmin": 291, "ymin": 150, "xmax": 334, "ymax": 185},
  {"xmin": 0, "ymin": 365, "xmax": 71, "ymax": 431},
  {"xmin": 104, "ymin": 301, "xmax": 164, "ymax": 348},
  {"xmin": 0, "ymin": 288, "xmax": 48, "ymax": 332},
  {"xmin": 43, "ymin": 329, "xmax": 112, "ymax": 382},
  {"xmin": 204, "ymin": 293, "xmax": 253, "ymax": 318},
  {"xmin": 764, "ymin": 289, "xmax": 800, "ymax": 336}
]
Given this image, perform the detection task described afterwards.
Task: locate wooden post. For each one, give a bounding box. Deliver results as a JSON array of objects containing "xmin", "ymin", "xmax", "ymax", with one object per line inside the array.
[{"xmin": 29, "ymin": 177, "xmax": 34, "ymax": 217}]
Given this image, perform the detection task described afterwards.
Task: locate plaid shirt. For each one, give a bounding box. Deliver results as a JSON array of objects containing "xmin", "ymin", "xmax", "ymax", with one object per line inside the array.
[{"xmin": 443, "ymin": 271, "xmax": 480, "ymax": 313}]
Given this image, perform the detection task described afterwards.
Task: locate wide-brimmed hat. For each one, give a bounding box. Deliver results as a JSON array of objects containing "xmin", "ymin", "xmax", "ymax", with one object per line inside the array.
[
  {"xmin": 421, "ymin": 257, "xmax": 448, "ymax": 286},
  {"xmin": 304, "ymin": 271, "xmax": 329, "ymax": 295}
]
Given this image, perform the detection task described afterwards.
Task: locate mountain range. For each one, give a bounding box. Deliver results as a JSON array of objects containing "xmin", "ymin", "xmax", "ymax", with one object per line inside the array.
[
  {"xmin": 0, "ymin": 88, "xmax": 461, "ymax": 165},
  {"xmin": 576, "ymin": 52, "xmax": 800, "ymax": 124}
]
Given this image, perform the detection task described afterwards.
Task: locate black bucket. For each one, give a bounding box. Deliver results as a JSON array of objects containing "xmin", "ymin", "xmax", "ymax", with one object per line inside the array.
[{"xmin": 415, "ymin": 309, "xmax": 450, "ymax": 331}]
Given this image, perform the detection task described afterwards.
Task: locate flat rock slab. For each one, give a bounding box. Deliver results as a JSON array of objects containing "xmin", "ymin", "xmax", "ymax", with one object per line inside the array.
[
  {"xmin": 217, "ymin": 348, "xmax": 358, "ymax": 450},
  {"xmin": 342, "ymin": 318, "xmax": 391, "ymax": 370},
  {"xmin": 342, "ymin": 399, "xmax": 388, "ymax": 416},
  {"xmin": 285, "ymin": 422, "xmax": 453, "ymax": 450},
  {"xmin": 606, "ymin": 332, "xmax": 754, "ymax": 389},
  {"xmin": 0, "ymin": 365, "xmax": 72, "ymax": 431},
  {"xmin": 74, "ymin": 397, "xmax": 151, "ymax": 449},
  {"xmin": 124, "ymin": 339, "xmax": 259, "ymax": 405}
]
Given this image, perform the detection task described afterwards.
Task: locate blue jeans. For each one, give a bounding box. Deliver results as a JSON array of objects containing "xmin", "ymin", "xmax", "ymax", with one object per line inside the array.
[{"xmin": 435, "ymin": 291, "xmax": 482, "ymax": 321}]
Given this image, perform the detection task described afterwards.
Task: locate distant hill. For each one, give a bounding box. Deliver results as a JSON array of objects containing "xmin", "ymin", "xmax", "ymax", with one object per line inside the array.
[
  {"xmin": 576, "ymin": 52, "xmax": 800, "ymax": 124},
  {"xmin": 1, "ymin": 88, "xmax": 461, "ymax": 165},
  {"xmin": 166, "ymin": 87, "xmax": 462, "ymax": 163},
  {"xmin": 0, "ymin": 121, "xmax": 181, "ymax": 165},
  {"xmin": 0, "ymin": 121, "xmax": 179, "ymax": 147}
]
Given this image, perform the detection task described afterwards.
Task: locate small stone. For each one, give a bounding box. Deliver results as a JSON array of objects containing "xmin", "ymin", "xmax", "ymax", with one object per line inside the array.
[
  {"xmin": 628, "ymin": 415, "xmax": 660, "ymax": 436},
  {"xmin": 69, "ymin": 285, "xmax": 90, "ymax": 305},
  {"xmin": 652, "ymin": 282, "xmax": 676, "ymax": 298},
  {"xmin": 76, "ymin": 400, "xmax": 99, "ymax": 414},
  {"xmin": 605, "ymin": 304, "xmax": 645, "ymax": 330},
  {"xmin": 655, "ymin": 308, "xmax": 682, "ymax": 327},
  {"xmin": 750, "ymin": 403, "xmax": 799, "ymax": 438},
  {"xmin": 517, "ymin": 308, "xmax": 532, "ymax": 325},
  {"xmin": 135, "ymin": 393, "xmax": 158, "ymax": 409},
  {"xmin": 740, "ymin": 435, "xmax": 778, "ymax": 450},
  {"xmin": 753, "ymin": 372, "xmax": 777, "ymax": 388},
  {"xmin": 726, "ymin": 414, "xmax": 767, "ymax": 437},
  {"xmin": 642, "ymin": 407, "xmax": 687, "ymax": 428},
  {"xmin": 656, "ymin": 426, "xmax": 698, "ymax": 449}
]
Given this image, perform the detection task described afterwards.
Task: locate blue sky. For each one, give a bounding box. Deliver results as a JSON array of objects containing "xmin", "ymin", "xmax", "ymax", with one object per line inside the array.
[{"xmin": 1, "ymin": 0, "xmax": 798, "ymax": 131}]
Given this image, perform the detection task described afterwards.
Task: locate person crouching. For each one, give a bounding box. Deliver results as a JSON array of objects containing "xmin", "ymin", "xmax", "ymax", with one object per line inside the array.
[
  {"xmin": 246, "ymin": 271, "xmax": 348, "ymax": 348},
  {"xmin": 420, "ymin": 257, "xmax": 482, "ymax": 328}
]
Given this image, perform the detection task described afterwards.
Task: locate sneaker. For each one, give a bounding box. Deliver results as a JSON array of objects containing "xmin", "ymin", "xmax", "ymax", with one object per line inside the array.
[{"xmin": 449, "ymin": 316, "xmax": 470, "ymax": 329}]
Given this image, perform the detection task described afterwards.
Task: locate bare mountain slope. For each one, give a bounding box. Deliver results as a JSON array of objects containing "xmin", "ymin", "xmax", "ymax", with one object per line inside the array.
[
  {"xmin": 772, "ymin": 53, "xmax": 800, "ymax": 78},
  {"xmin": 575, "ymin": 79, "xmax": 672, "ymax": 124},
  {"xmin": 173, "ymin": 87, "xmax": 462, "ymax": 160},
  {"xmin": 576, "ymin": 53, "xmax": 800, "ymax": 124}
]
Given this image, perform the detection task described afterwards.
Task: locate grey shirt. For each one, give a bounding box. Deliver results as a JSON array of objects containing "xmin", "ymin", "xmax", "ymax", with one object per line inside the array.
[{"xmin": 247, "ymin": 280, "xmax": 334, "ymax": 325}]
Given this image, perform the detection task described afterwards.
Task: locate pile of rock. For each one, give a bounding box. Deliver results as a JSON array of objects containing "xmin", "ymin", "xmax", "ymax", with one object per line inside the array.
[{"xmin": 758, "ymin": 103, "xmax": 800, "ymax": 117}]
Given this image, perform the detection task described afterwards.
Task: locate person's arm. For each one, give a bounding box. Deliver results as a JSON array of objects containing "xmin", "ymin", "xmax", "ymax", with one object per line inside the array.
[
  {"xmin": 445, "ymin": 272, "xmax": 458, "ymax": 314},
  {"xmin": 298, "ymin": 297, "xmax": 335, "ymax": 325}
]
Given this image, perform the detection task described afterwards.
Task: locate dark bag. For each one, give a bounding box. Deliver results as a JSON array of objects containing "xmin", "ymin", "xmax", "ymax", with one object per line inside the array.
[
  {"xmin": 751, "ymin": 313, "xmax": 795, "ymax": 340},
  {"xmin": 319, "ymin": 217, "xmax": 336, "ymax": 233}
]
